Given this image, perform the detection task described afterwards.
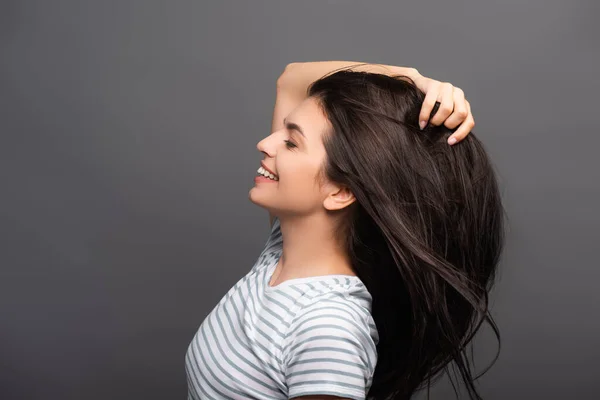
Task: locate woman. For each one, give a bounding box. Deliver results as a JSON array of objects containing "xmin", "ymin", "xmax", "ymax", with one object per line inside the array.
[{"xmin": 186, "ymin": 61, "xmax": 504, "ymax": 400}]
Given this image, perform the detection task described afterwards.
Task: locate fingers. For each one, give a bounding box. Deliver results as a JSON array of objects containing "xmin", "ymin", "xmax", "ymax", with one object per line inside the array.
[
  {"xmin": 417, "ymin": 79, "xmax": 475, "ymax": 145},
  {"xmin": 428, "ymin": 82, "xmax": 454, "ymax": 126},
  {"xmin": 442, "ymin": 87, "xmax": 468, "ymax": 129},
  {"xmin": 448, "ymin": 99, "xmax": 475, "ymax": 145},
  {"xmin": 418, "ymin": 80, "xmax": 439, "ymax": 129}
]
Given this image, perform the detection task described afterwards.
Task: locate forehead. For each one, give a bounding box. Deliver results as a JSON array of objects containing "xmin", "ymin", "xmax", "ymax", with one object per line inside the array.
[{"xmin": 288, "ymin": 97, "xmax": 331, "ymax": 139}]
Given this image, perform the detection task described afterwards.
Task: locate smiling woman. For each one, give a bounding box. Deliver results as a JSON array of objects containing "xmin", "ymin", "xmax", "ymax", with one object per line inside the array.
[{"xmin": 185, "ymin": 61, "xmax": 504, "ymax": 400}]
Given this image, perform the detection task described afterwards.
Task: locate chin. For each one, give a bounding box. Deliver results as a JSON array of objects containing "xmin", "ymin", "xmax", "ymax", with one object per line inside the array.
[{"xmin": 248, "ymin": 187, "xmax": 268, "ymax": 207}]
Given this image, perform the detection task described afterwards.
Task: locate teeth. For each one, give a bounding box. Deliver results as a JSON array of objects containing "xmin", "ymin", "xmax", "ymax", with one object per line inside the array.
[
  {"xmin": 258, "ymin": 167, "xmax": 277, "ymax": 181},
  {"xmin": 257, "ymin": 166, "xmax": 278, "ymax": 181}
]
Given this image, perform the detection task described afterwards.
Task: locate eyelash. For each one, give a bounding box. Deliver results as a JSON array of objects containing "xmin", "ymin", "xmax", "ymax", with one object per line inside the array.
[{"xmin": 284, "ymin": 140, "xmax": 297, "ymax": 149}]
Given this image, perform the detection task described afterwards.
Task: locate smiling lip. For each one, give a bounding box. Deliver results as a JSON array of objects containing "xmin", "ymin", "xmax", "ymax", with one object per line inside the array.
[
  {"xmin": 254, "ymin": 175, "xmax": 277, "ymax": 183},
  {"xmin": 260, "ymin": 161, "xmax": 278, "ymax": 177}
]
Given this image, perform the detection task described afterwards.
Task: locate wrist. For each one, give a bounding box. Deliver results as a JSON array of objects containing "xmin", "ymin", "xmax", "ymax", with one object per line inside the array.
[{"xmin": 392, "ymin": 66, "xmax": 421, "ymax": 82}]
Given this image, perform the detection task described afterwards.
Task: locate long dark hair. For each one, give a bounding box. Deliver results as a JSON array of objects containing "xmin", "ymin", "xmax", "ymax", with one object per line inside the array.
[{"xmin": 306, "ymin": 68, "xmax": 505, "ymax": 399}]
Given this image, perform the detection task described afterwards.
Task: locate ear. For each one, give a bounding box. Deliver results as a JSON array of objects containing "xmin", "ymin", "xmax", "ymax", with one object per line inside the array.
[{"xmin": 323, "ymin": 185, "xmax": 356, "ymax": 211}]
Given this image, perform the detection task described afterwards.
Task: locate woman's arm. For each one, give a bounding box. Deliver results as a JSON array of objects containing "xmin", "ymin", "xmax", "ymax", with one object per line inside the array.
[
  {"xmin": 277, "ymin": 61, "xmax": 420, "ymax": 100},
  {"xmin": 276, "ymin": 61, "xmax": 474, "ymax": 145}
]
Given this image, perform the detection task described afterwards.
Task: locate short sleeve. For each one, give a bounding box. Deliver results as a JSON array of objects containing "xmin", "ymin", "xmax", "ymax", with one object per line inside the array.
[{"xmin": 283, "ymin": 301, "xmax": 378, "ymax": 400}]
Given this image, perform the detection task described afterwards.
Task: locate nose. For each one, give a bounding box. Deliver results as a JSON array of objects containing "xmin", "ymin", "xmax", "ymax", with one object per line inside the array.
[{"xmin": 256, "ymin": 134, "xmax": 274, "ymax": 156}]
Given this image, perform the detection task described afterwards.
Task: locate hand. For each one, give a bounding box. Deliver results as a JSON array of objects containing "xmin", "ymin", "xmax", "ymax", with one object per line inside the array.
[{"xmin": 412, "ymin": 73, "xmax": 475, "ymax": 145}]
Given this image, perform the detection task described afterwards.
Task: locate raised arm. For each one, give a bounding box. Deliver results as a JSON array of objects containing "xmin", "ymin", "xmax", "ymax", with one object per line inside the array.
[
  {"xmin": 276, "ymin": 61, "xmax": 474, "ymax": 144},
  {"xmin": 267, "ymin": 61, "xmax": 474, "ymax": 227},
  {"xmin": 276, "ymin": 61, "xmax": 420, "ymax": 101}
]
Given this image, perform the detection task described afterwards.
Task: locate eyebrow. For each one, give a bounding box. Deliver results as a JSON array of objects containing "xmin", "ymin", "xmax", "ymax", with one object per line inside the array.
[{"xmin": 283, "ymin": 117, "xmax": 306, "ymax": 140}]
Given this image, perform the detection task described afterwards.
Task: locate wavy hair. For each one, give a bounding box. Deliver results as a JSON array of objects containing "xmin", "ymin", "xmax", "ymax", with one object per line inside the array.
[{"xmin": 306, "ymin": 68, "xmax": 505, "ymax": 399}]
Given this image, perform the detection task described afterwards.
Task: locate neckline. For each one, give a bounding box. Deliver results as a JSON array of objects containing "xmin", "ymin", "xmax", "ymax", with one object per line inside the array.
[{"xmin": 263, "ymin": 251, "xmax": 362, "ymax": 292}]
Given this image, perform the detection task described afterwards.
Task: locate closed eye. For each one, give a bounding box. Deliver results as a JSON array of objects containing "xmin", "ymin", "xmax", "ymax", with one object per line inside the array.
[{"xmin": 284, "ymin": 140, "xmax": 297, "ymax": 149}]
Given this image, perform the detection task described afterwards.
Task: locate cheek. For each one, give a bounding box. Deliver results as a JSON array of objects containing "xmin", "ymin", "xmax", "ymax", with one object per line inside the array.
[{"xmin": 279, "ymin": 161, "xmax": 321, "ymax": 194}]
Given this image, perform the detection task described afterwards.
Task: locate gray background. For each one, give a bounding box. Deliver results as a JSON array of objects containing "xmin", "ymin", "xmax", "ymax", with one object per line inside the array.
[{"xmin": 1, "ymin": 1, "xmax": 598, "ymax": 399}]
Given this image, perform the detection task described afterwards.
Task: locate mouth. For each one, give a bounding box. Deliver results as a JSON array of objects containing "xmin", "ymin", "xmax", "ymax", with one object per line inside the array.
[
  {"xmin": 258, "ymin": 162, "xmax": 279, "ymax": 181},
  {"xmin": 256, "ymin": 166, "xmax": 279, "ymax": 181}
]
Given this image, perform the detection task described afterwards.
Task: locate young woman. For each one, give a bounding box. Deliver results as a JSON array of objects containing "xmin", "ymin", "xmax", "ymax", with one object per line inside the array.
[{"xmin": 185, "ymin": 61, "xmax": 504, "ymax": 400}]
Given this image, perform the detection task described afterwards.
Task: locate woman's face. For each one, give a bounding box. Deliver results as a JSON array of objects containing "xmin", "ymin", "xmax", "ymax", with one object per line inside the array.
[{"xmin": 249, "ymin": 96, "xmax": 352, "ymax": 216}]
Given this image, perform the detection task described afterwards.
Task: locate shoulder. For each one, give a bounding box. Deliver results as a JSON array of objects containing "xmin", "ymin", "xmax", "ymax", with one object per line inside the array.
[
  {"xmin": 284, "ymin": 294, "xmax": 377, "ymax": 357},
  {"xmin": 282, "ymin": 294, "xmax": 378, "ymax": 400},
  {"xmin": 287, "ymin": 280, "xmax": 376, "ymax": 332}
]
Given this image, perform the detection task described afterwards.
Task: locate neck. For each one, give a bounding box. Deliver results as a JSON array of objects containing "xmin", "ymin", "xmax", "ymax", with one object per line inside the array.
[{"xmin": 275, "ymin": 213, "xmax": 355, "ymax": 282}]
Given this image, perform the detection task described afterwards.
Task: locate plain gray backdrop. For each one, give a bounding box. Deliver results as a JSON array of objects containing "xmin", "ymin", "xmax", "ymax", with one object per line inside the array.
[{"xmin": 1, "ymin": 1, "xmax": 598, "ymax": 399}]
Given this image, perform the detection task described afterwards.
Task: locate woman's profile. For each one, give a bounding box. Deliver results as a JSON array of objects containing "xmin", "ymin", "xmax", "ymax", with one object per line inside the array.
[{"xmin": 185, "ymin": 61, "xmax": 505, "ymax": 400}]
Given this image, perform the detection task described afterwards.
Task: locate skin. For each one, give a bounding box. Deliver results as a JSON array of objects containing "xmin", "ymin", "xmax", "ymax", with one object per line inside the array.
[{"xmin": 248, "ymin": 96, "xmax": 357, "ymax": 287}]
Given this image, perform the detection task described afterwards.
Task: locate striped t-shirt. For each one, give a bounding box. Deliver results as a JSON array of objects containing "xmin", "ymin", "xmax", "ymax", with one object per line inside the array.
[{"xmin": 185, "ymin": 216, "xmax": 379, "ymax": 400}]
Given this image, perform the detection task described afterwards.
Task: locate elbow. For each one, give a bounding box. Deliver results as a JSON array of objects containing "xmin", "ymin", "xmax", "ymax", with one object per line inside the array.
[{"xmin": 276, "ymin": 62, "xmax": 300, "ymax": 91}]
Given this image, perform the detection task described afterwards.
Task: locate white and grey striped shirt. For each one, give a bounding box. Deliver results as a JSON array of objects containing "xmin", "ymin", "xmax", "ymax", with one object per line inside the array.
[{"xmin": 185, "ymin": 217, "xmax": 379, "ymax": 399}]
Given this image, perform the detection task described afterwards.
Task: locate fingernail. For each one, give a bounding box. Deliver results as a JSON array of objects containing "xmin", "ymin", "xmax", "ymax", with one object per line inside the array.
[
  {"xmin": 419, "ymin": 120, "xmax": 426, "ymax": 130},
  {"xmin": 448, "ymin": 137, "xmax": 457, "ymax": 145}
]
